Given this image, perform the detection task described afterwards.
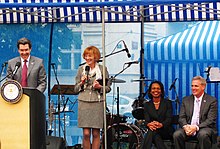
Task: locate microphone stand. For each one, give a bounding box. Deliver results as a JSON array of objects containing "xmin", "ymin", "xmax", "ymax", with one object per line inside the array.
[
  {"xmin": 172, "ymin": 85, "xmax": 180, "ymax": 115},
  {"xmin": 69, "ymin": 98, "xmax": 77, "ymax": 113},
  {"xmin": 110, "ymin": 63, "xmax": 132, "ymax": 117},
  {"xmin": 205, "ymin": 67, "xmax": 211, "ymax": 81},
  {"xmin": 116, "ymin": 87, "xmax": 120, "ymax": 149},
  {"xmin": 112, "ymin": 63, "xmax": 132, "ymax": 79},
  {"xmin": 110, "ymin": 64, "xmax": 132, "ymax": 149},
  {"xmin": 0, "ymin": 62, "xmax": 7, "ymax": 85},
  {"xmin": 62, "ymin": 97, "xmax": 69, "ymax": 113},
  {"xmin": 61, "ymin": 94, "xmax": 66, "ymax": 141},
  {"xmin": 0, "ymin": 72, "xmax": 14, "ymax": 84},
  {"xmin": 51, "ymin": 64, "xmax": 62, "ymax": 137},
  {"xmin": 79, "ymin": 48, "xmax": 128, "ymax": 66},
  {"xmin": 0, "ymin": 63, "xmax": 7, "ymax": 85}
]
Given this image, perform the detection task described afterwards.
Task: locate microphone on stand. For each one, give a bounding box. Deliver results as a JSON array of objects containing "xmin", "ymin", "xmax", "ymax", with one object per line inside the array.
[
  {"xmin": 12, "ymin": 62, "xmax": 21, "ymax": 79},
  {"xmin": 1, "ymin": 61, "xmax": 8, "ymax": 74},
  {"xmin": 2, "ymin": 61, "xmax": 8, "ymax": 67},
  {"xmin": 204, "ymin": 66, "xmax": 212, "ymax": 81},
  {"xmin": 51, "ymin": 63, "xmax": 56, "ymax": 68},
  {"xmin": 125, "ymin": 60, "xmax": 139, "ymax": 65},
  {"xmin": 0, "ymin": 62, "xmax": 20, "ymax": 83},
  {"xmin": 51, "ymin": 63, "xmax": 57, "ymax": 76},
  {"xmin": 169, "ymin": 78, "xmax": 178, "ymax": 90},
  {"xmin": 85, "ymin": 66, "xmax": 90, "ymax": 83},
  {"xmin": 122, "ymin": 41, "xmax": 131, "ymax": 58},
  {"xmin": 0, "ymin": 61, "xmax": 8, "ymax": 85},
  {"xmin": 50, "ymin": 62, "xmax": 63, "ymax": 137},
  {"xmin": 204, "ymin": 66, "xmax": 212, "ymax": 73}
]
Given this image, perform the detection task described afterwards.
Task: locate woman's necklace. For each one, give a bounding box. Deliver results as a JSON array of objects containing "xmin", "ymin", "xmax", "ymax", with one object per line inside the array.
[{"xmin": 153, "ymin": 101, "xmax": 160, "ymax": 105}]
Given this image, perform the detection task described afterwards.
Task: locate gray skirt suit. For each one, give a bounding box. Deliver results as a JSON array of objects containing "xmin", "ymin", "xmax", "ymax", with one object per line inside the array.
[{"xmin": 74, "ymin": 64, "xmax": 111, "ymax": 129}]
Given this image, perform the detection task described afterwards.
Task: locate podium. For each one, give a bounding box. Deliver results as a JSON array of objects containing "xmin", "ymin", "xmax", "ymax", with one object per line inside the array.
[{"xmin": 0, "ymin": 88, "xmax": 46, "ymax": 149}]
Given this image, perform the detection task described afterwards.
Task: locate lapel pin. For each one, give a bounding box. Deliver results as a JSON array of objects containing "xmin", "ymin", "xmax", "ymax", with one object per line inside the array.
[{"xmin": 203, "ymin": 100, "xmax": 206, "ymax": 102}]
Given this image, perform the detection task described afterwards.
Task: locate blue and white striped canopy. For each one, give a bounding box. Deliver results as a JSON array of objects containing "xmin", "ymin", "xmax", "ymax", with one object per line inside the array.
[
  {"xmin": 144, "ymin": 20, "xmax": 220, "ymax": 101},
  {"xmin": 144, "ymin": 20, "xmax": 220, "ymax": 131},
  {"xmin": 0, "ymin": 0, "xmax": 219, "ymax": 23}
]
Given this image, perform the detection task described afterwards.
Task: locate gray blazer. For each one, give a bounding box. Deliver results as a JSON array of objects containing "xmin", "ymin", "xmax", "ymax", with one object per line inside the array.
[
  {"xmin": 179, "ymin": 93, "xmax": 217, "ymax": 132},
  {"xmin": 74, "ymin": 64, "xmax": 111, "ymax": 102},
  {"xmin": 7, "ymin": 56, "xmax": 47, "ymax": 93}
]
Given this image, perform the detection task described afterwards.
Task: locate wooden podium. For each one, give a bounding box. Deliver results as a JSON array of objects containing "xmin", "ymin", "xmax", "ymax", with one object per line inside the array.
[{"xmin": 0, "ymin": 88, "xmax": 46, "ymax": 149}]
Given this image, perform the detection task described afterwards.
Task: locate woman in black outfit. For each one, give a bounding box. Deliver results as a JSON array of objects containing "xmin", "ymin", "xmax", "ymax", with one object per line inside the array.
[{"xmin": 141, "ymin": 80, "xmax": 174, "ymax": 149}]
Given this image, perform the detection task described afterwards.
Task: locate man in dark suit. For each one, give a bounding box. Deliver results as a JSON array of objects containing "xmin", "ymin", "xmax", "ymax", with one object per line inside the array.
[
  {"xmin": 7, "ymin": 37, "xmax": 47, "ymax": 93},
  {"xmin": 173, "ymin": 76, "xmax": 217, "ymax": 149}
]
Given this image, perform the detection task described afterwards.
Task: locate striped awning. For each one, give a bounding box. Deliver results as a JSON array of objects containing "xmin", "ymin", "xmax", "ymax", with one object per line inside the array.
[
  {"xmin": 144, "ymin": 20, "xmax": 220, "ymax": 101},
  {"xmin": 0, "ymin": 0, "xmax": 220, "ymax": 23},
  {"xmin": 144, "ymin": 21, "xmax": 220, "ymax": 133}
]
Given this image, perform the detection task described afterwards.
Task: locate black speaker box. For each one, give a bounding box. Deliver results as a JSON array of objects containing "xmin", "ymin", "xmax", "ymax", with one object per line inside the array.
[{"xmin": 46, "ymin": 136, "xmax": 66, "ymax": 149}]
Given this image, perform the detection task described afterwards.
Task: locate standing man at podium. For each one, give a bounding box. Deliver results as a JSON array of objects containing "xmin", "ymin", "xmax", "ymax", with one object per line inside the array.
[{"xmin": 7, "ymin": 37, "xmax": 47, "ymax": 93}]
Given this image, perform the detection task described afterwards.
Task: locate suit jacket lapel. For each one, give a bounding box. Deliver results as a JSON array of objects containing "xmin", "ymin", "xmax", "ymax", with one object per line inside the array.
[
  {"xmin": 199, "ymin": 93, "xmax": 207, "ymax": 119},
  {"xmin": 15, "ymin": 58, "xmax": 22, "ymax": 82},
  {"xmin": 189, "ymin": 96, "xmax": 194, "ymax": 118},
  {"xmin": 27, "ymin": 56, "xmax": 34, "ymax": 77},
  {"xmin": 149, "ymin": 101, "xmax": 158, "ymax": 118},
  {"xmin": 157, "ymin": 99, "xmax": 165, "ymax": 116}
]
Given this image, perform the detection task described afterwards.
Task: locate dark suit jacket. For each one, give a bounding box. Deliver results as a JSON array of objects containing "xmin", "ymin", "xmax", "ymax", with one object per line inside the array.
[
  {"xmin": 7, "ymin": 56, "xmax": 47, "ymax": 93},
  {"xmin": 179, "ymin": 93, "xmax": 217, "ymax": 133},
  {"xmin": 144, "ymin": 98, "xmax": 174, "ymax": 137}
]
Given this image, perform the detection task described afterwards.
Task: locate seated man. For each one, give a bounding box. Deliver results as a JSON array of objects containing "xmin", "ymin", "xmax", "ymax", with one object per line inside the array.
[{"xmin": 173, "ymin": 76, "xmax": 217, "ymax": 149}]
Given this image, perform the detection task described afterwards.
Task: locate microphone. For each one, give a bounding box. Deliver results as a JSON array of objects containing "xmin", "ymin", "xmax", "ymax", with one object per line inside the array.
[
  {"xmin": 2, "ymin": 61, "xmax": 8, "ymax": 67},
  {"xmin": 51, "ymin": 63, "xmax": 56, "ymax": 69},
  {"xmin": 12, "ymin": 62, "xmax": 21, "ymax": 77},
  {"xmin": 85, "ymin": 66, "xmax": 90, "ymax": 83},
  {"xmin": 125, "ymin": 60, "xmax": 139, "ymax": 65},
  {"xmin": 122, "ymin": 41, "xmax": 131, "ymax": 58},
  {"xmin": 169, "ymin": 78, "xmax": 178, "ymax": 90},
  {"xmin": 204, "ymin": 66, "xmax": 212, "ymax": 73}
]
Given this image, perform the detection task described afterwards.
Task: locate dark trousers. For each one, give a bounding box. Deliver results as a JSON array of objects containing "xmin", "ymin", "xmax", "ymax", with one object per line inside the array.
[
  {"xmin": 141, "ymin": 129, "xmax": 172, "ymax": 149},
  {"xmin": 173, "ymin": 128, "xmax": 214, "ymax": 149}
]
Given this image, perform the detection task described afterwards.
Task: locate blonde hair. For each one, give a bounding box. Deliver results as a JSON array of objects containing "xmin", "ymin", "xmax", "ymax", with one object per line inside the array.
[{"xmin": 82, "ymin": 46, "xmax": 101, "ymax": 61}]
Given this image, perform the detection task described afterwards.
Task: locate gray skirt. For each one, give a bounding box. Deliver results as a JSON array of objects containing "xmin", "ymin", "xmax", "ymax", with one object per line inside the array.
[{"xmin": 78, "ymin": 100, "xmax": 104, "ymax": 129}]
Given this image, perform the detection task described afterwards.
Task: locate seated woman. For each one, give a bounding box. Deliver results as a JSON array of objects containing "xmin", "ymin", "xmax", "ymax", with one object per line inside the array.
[{"xmin": 141, "ymin": 80, "xmax": 174, "ymax": 149}]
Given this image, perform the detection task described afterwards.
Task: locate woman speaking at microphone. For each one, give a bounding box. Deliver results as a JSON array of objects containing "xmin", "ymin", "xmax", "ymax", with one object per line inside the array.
[{"xmin": 74, "ymin": 46, "xmax": 111, "ymax": 149}]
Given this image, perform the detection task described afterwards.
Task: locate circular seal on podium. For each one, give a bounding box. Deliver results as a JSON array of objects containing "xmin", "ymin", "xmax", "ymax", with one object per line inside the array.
[{"xmin": 1, "ymin": 80, "xmax": 23, "ymax": 104}]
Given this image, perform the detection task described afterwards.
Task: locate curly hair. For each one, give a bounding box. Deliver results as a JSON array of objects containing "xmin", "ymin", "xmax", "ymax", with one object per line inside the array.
[{"xmin": 147, "ymin": 80, "xmax": 165, "ymax": 99}]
